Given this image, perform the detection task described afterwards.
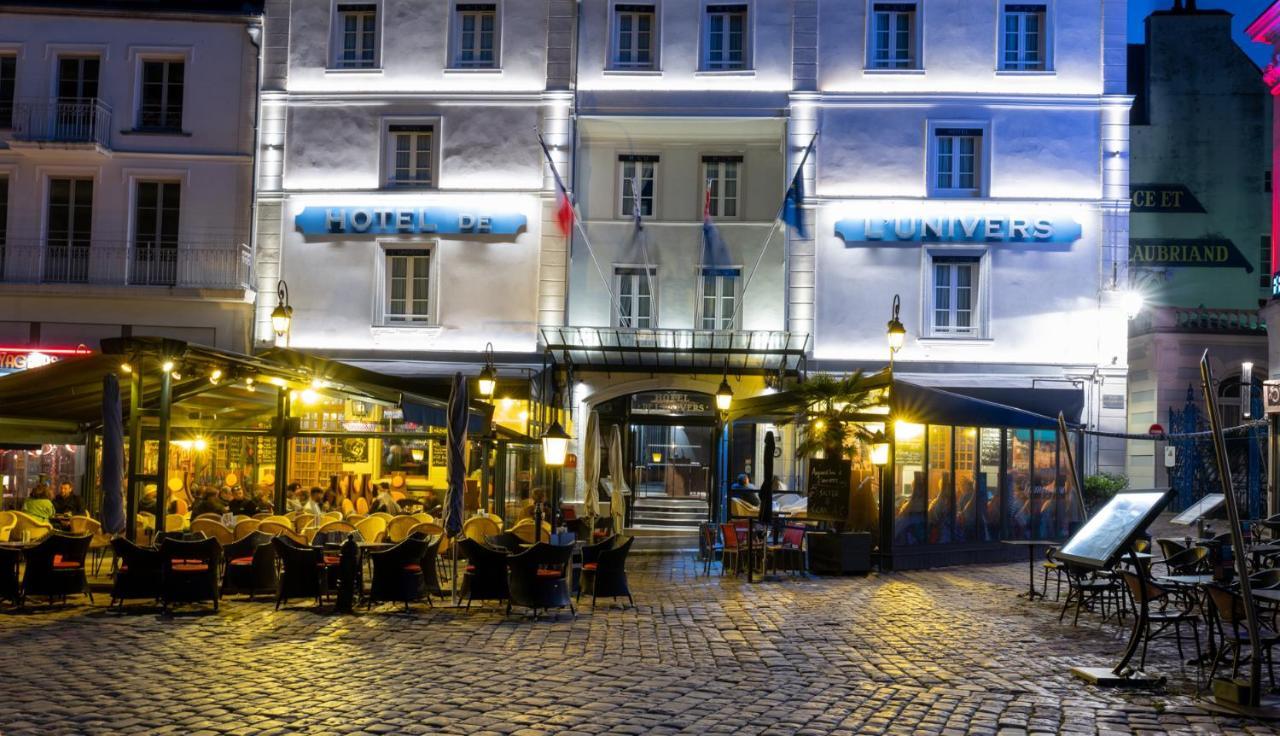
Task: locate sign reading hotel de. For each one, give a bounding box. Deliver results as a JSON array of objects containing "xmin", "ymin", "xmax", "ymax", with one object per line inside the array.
[
  {"xmin": 835, "ymin": 214, "xmax": 1082, "ymax": 244},
  {"xmin": 295, "ymin": 206, "xmax": 527, "ymax": 236}
]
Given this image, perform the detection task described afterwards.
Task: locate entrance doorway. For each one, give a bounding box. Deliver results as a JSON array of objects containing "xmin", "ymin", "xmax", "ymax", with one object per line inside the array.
[{"xmin": 631, "ymin": 423, "xmax": 712, "ymax": 499}]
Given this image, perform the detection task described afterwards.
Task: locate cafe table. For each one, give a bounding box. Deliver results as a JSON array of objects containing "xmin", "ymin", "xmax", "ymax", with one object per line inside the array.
[{"xmin": 1001, "ymin": 539, "xmax": 1059, "ymax": 600}]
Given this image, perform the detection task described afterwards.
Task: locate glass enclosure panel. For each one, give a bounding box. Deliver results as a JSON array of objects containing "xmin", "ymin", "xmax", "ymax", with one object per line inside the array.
[
  {"xmin": 894, "ymin": 421, "xmax": 926, "ymax": 545},
  {"xmin": 978, "ymin": 428, "xmax": 1002, "ymax": 541},
  {"xmin": 631, "ymin": 424, "xmax": 711, "ymax": 499},
  {"xmin": 1033, "ymin": 429, "xmax": 1058, "ymax": 539},
  {"xmin": 1060, "ymin": 432, "xmax": 1080, "ymax": 536},
  {"xmin": 927, "ymin": 425, "xmax": 952, "ymax": 543},
  {"xmin": 954, "ymin": 427, "xmax": 977, "ymax": 542},
  {"xmin": 1006, "ymin": 429, "xmax": 1031, "ymax": 539}
]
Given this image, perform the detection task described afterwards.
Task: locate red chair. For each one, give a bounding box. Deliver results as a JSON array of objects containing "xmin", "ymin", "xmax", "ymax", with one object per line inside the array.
[
  {"xmin": 768, "ymin": 525, "xmax": 806, "ymax": 575},
  {"xmin": 719, "ymin": 523, "xmax": 743, "ymax": 576}
]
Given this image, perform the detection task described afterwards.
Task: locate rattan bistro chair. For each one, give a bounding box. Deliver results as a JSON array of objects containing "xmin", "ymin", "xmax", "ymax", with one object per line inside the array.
[
  {"xmin": 272, "ymin": 535, "xmax": 327, "ymax": 610},
  {"xmin": 579, "ymin": 536, "xmax": 635, "ymax": 609},
  {"xmin": 367, "ymin": 537, "xmax": 431, "ymax": 612},
  {"xmin": 158, "ymin": 536, "xmax": 222, "ymax": 613},
  {"xmin": 222, "ymin": 531, "xmax": 278, "ymax": 601},
  {"xmin": 458, "ymin": 537, "xmax": 509, "ymax": 610},
  {"xmin": 109, "ymin": 537, "xmax": 163, "ymax": 611},
  {"xmin": 506, "ymin": 542, "xmax": 575, "ymax": 619},
  {"xmin": 22, "ymin": 532, "xmax": 93, "ymax": 607}
]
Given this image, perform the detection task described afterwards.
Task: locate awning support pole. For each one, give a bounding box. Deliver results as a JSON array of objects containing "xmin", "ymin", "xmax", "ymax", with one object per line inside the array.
[
  {"xmin": 125, "ymin": 368, "xmax": 143, "ymax": 542},
  {"xmin": 273, "ymin": 387, "xmax": 290, "ymax": 513},
  {"xmin": 155, "ymin": 370, "xmax": 172, "ymax": 531}
]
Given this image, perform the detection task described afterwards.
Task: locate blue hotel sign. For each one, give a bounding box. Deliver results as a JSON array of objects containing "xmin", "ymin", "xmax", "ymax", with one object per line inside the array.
[
  {"xmin": 295, "ymin": 206, "xmax": 527, "ymax": 236},
  {"xmin": 835, "ymin": 215, "xmax": 1082, "ymax": 244}
]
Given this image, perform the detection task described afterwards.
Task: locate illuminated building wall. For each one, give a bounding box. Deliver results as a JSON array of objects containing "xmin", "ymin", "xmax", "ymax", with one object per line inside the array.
[{"xmin": 0, "ymin": 3, "xmax": 261, "ymax": 353}]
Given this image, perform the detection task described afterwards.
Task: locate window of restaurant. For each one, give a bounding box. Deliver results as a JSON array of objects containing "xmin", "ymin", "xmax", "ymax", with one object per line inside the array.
[
  {"xmin": 978, "ymin": 427, "xmax": 1001, "ymax": 540},
  {"xmin": 893, "ymin": 421, "xmax": 925, "ymax": 545},
  {"xmin": 1032, "ymin": 428, "xmax": 1057, "ymax": 539},
  {"xmin": 1005, "ymin": 428, "xmax": 1031, "ymax": 539},
  {"xmin": 926, "ymin": 425, "xmax": 952, "ymax": 544},
  {"xmin": 954, "ymin": 426, "xmax": 976, "ymax": 542}
]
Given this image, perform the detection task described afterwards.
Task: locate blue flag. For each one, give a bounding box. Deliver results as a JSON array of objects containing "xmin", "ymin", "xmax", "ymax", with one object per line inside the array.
[
  {"xmin": 702, "ymin": 185, "xmax": 732, "ymax": 272},
  {"xmin": 781, "ymin": 167, "xmax": 807, "ymax": 239}
]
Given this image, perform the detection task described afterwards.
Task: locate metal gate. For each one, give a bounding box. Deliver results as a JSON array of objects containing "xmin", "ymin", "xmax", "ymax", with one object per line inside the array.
[{"xmin": 1168, "ymin": 386, "xmax": 1265, "ymax": 518}]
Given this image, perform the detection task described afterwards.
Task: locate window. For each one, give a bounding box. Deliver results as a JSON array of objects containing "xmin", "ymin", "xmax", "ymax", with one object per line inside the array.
[
  {"xmin": 139, "ymin": 60, "xmax": 184, "ymax": 131},
  {"xmin": 45, "ymin": 178, "xmax": 93, "ymax": 283},
  {"xmin": 933, "ymin": 127, "xmax": 982, "ymax": 195},
  {"xmin": 702, "ymin": 155, "xmax": 741, "ymax": 218},
  {"xmin": 619, "ymin": 155, "xmax": 657, "ymax": 219},
  {"xmin": 0, "ymin": 56, "xmax": 14, "ymax": 128},
  {"xmin": 869, "ymin": 3, "xmax": 917, "ymax": 69},
  {"xmin": 1000, "ymin": 4, "xmax": 1047, "ymax": 71},
  {"xmin": 334, "ymin": 3, "xmax": 378, "ymax": 69},
  {"xmin": 452, "ymin": 4, "xmax": 498, "ymax": 68},
  {"xmin": 700, "ymin": 268, "xmax": 740, "ymax": 330},
  {"xmin": 613, "ymin": 3, "xmax": 656, "ymax": 69},
  {"xmin": 57, "ymin": 56, "xmax": 99, "ymax": 101},
  {"xmin": 703, "ymin": 4, "xmax": 748, "ymax": 71},
  {"xmin": 385, "ymin": 249, "xmax": 432, "ymax": 323},
  {"xmin": 132, "ymin": 181, "xmax": 181, "ymax": 285},
  {"xmin": 1262, "ymin": 236, "xmax": 1273, "ymax": 290},
  {"xmin": 615, "ymin": 267, "xmax": 655, "ymax": 328},
  {"xmin": 387, "ymin": 124, "xmax": 434, "ymax": 187},
  {"xmin": 931, "ymin": 256, "xmax": 979, "ymax": 336}
]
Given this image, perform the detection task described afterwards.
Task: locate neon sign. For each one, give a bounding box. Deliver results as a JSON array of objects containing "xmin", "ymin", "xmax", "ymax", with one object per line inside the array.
[
  {"xmin": 295, "ymin": 206, "xmax": 527, "ymax": 236},
  {"xmin": 836, "ymin": 215, "xmax": 1082, "ymax": 244},
  {"xmin": 0, "ymin": 345, "xmax": 92, "ymax": 374}
]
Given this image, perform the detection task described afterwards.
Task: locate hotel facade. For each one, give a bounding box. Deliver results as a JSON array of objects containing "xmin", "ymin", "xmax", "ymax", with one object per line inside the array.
[{"xmin": 251, "ymin": 0, "xmax": 1130, "ymax": 558}]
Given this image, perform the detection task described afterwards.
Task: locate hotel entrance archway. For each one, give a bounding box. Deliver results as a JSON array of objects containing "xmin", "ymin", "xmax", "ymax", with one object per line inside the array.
[{"xmin": 596, "ymin": 390, "xmax": 716, "ymax": 501}]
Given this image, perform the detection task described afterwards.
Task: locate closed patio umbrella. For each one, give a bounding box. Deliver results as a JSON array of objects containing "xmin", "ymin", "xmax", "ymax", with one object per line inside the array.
[
  {"xmin": 101, "ymin": 373, "xmax": 125, "ymax": 535},
  {"xmin": 758, "ymin": 430, "xmax": 774, "ymax": 528},
  {"xmin": 608, "ymin": 424, "xmax": 628, "ymax": 535},
  {"xmin": 583, "ymin": 411, "xmax": 601, "ymax": 534},
  {"xmin": 444, "ymin": 372, "xmax": 468, "ymax": 603}
]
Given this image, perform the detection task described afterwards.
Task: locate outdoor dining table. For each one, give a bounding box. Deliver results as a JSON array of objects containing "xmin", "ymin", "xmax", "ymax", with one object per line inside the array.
[
  {"xmin": 1001, "ymin": 539, "xmax": 1059, "ymax": 600},
  {"xmin": 1248, "ymin": 543, "xmax": 1280, "ymax": 567}
]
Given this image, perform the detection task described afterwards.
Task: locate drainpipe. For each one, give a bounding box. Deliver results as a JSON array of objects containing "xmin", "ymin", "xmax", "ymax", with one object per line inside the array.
[{"xmin": 246, "ymin": 20, "xmax": 265, "ymax": 350}]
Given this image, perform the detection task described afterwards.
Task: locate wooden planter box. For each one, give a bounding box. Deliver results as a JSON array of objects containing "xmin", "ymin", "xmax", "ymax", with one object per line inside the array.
[{"xmin": 807, "ymin": 532, "xmax": 872, "ymax": 575}]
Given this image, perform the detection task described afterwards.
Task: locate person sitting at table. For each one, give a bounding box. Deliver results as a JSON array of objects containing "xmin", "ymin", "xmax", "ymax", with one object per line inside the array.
[
  {"xmin": 730, "ymin": 473, "xmax": 762, "ymax": 508},
  {"xmin": 322, "ymin": 487, "xmax": 339, "ymax": 513},
  {"xmin": 22, "ymin": 484, "xmax": 56, "ymax": 523},
  {"xmin": 519, "ymin": 487, "xmax": 546, "ymax": 521},
  {"xmin": 303, "ymin": 487, "xmax": 326, "ymax": 516},
  {"xmin": 52, "ymin": 480, "xmax": 85, "ymax": 516},
  {"xmin": 253, "ymin": 487, "xmax": 275, "ymax": 514},
  {"xmin": 191, "ymin": 489, "xmax": 226, "ymax": 518},
  {"xmin": 372, "ymin": 482, "xmax": 400, "ymax": 515},
  {"xmin": 420, "ymin": 488, "xmax": 442, "ymax": 517},
  {"xmin": 285, "ymin": 482, "xmax": 306, "ymax": 512},
  {"xmin": 228, "ymin": 487, "xmax": 257, "ymax": 516}
]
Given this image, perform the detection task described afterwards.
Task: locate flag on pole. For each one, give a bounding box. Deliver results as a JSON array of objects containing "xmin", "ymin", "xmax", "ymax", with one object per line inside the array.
[
  {"xmin": 631, "ymin": 173, "xmax": 645, "ymax": 232},
  {"xmin": 702, "ymin": 180, "xmax": 732, "ymax": 272},
  {"xmin": 554, "ymin": 179, "xmax": 574, "ymax": 237},
  {"xmin": 781, "ymin": 165, "xmax": 807, "ymax": 239}
]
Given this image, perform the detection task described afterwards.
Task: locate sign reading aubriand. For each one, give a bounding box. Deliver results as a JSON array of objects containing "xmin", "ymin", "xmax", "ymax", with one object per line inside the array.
[
  {"xmin": 295, "ymin": 206, "xmax": 527, "ymax": 236},
  {"xmin": 1129, "ymin": 238, "xmax": 1253, "ymax": 272},
  {"xmin": 835, "ymin": 214, "xmax": 1082, "ymax": 244}
]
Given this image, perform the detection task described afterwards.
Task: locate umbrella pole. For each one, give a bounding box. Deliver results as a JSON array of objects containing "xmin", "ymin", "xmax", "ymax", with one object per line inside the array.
[{"xmin": 451, "ymin": 539, "xmax": 459, "ymax": 606}]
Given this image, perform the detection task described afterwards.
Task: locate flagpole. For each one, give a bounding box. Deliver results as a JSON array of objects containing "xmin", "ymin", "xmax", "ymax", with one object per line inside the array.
[
  {"xmin": 730, "ymin": 132, "xmax": 818, "ymax": 326},
  {"xmin": 536, "ymin": 128, "xmax": 623, "ymax": 324}
]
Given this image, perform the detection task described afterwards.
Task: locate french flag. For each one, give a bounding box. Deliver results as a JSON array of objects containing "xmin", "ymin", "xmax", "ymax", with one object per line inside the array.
[{"xmin": 555, "ymin": 178, "xmax": 575, "ymax": 237}]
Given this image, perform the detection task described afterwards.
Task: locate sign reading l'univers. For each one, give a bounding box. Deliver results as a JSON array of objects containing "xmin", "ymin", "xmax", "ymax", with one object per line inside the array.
[
  {"xmin": 835, "ymin": 215, "xmax": 1082, "ymax": 244},
  {"xmin": 295, "ymin": 206, "xmax": 528, "ymax": 236}
]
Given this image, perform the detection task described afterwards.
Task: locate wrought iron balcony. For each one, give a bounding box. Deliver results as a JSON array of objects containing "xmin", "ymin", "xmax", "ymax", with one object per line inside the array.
[
  {"xmin": 1129, "ymin": 306, "xmax": 1267, "ymax": 337},
  {"xmin": 0, "ymin": 240, "xmax": 253, "ymax": 290},
  {"xmin": 9, "ymin": 98, "xmax": 112, "ymax": 148}
]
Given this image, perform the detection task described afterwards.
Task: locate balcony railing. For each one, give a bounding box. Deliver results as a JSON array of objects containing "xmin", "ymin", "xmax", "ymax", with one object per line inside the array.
[
  {"xmin": 10, "ymin": 97, "xmax": 112, "ymax": 148},
  {"xmin": 1129, "ymin": 306, "xmax": 1267, "ymax": 337},
  {"xmin": 0, "ymin": 240, "xmax": 253, "ymax": 289}
]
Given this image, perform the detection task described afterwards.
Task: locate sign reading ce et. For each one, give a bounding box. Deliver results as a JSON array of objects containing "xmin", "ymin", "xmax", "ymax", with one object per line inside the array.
[{"xmin": 295, "ymin": 206, "xmax": 528, "ymax": 236}]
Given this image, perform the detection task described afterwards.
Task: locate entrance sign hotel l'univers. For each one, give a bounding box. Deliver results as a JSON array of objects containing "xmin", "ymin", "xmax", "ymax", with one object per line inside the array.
[
  {"xmin": 295, "ymin": 206, "xmax": 527, "ymax": 235},
  {"xmin": 835, "ymin": 214, "xmax": 1083, "ymax": 243}
]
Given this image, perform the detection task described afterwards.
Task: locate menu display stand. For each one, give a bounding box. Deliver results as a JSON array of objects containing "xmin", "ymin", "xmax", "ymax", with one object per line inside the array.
[
  {"xmin": 1056, "ymin": 489, "xmax": 1173, "ymax": 688},
  {"xmin": 1169, "ymin": 493, "xmax": 1226, "ymax": 541}
]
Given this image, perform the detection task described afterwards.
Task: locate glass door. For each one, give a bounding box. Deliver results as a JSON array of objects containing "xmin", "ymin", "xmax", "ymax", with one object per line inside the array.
[{"xmin": 630, "ymin": 423, "xmax": 712, "ymax": 498}]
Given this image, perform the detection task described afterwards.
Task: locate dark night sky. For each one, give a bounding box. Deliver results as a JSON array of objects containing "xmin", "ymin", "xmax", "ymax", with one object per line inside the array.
[{"xmin": 1130, "ymin": 0, "xmax": 1274, "ymax": 66}]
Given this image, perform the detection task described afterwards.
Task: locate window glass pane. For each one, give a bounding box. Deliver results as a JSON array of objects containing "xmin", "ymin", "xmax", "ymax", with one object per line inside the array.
[
  {"xmin": 894, "ymin": 421, "xmax": 926, "ymax": 545},
  {"xmin": 1006, "ymin": 429, "xmax": 1031, "ymax": 539},
  {"xmin": 927, "ymin": 425, "xmax": 953, "ymax": 544},
  {"xmin": 1033, "ymin": 429, "xmax": 1057, "ymax": 539},
  {"xmin": 978, "ymin": 427, "xmax": 1001, "ymax": 540},
  {"xmin": 954, "ymin": 427, "xmax": 977, "ymax": 542}
]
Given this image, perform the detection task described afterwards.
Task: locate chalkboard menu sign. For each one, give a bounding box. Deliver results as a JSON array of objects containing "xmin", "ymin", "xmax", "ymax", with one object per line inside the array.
[
  {"xmin": 430, "ymin": 440, "xmax": 448, "ymax": 469},
  {"xmin": 807, "ymin": 458, "xmax": 851, "ymax": 522}
]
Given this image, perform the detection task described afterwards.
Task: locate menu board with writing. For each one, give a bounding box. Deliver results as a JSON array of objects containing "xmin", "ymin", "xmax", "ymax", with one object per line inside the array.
[
  {"xmin": 430, "ymin": 440, "xmax": 448, "ymax": 469},
  {"xmin": 807, "ymin": 458, "xmax": 851, "ymax": 522}
]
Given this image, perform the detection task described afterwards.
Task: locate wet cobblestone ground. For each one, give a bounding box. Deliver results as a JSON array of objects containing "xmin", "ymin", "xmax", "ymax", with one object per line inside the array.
[{"xmin": 2, "ymin": 555, "xmax": 1279, "ymax": 735}]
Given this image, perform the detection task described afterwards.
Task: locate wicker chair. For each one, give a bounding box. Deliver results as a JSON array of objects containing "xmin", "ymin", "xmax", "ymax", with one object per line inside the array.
[
  {"xmin": 272, "ymin": 535, "xmax": 329, "ymax": 610},
  {"xmin": 0, "ymin": 545, "xmax": 21, "ymax": 606},
  {"xmin": 158, "ymin": 536, "xmax": 222, "ymax": 612},
  {"xmin": 109, "ymin": 537, "xmax": 162, "ymax": 611},
  {"xmin": 232, "ymin": 518, "xmax": 262, "ymax": 541},
  {"xmin": 222, "ymin": 531, "xmax": 278, "ymax": 600},
  {"xmin": 506, "ymin": 542, "xmax": 575, "ymax": 618},
  {"xmin": 367, "ymin": 537, "xmax": 431, "ymax": 611},
  {"xmin": 22, "ymin": 532, "xmax": 94, "ymax": 607},
  {"xmin": 463, "ymin": 516, "xmax": 500, "ymax": 544},
  {"xmin": 67, "ymin": 516, "xmax": 113, "ymax": 576},
  {"xmin": 189, "ymin": 518, "xmax": 234, "ymax": 546},
  {"xmin": 509, "ymin": 518, "xmax": 552, "ymax": 544},
  {"xmin": 258, "ymin": 520, "xmax": 307, "ymax": 545},
  {"xmin": 10, "ymin": 511, "xmax": 53, "ymax": 543},
  {"xmin": 355, "ymin": 516, "xmax": 388, "ymax": 543},
  {"xmin": 386, "ymin": 515, "xmax": 420, "ymax": 543},
  {"xmin": 457, "ymin": 537, "xmax": 509, "ymax": 610},
  {"xmin": 0, "ymin": 511, "xmax": 17, "ymax": 542}
]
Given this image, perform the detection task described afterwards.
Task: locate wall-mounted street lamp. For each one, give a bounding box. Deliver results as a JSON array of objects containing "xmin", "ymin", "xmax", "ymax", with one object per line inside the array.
[
  {"xmin": 715, "ymin": 371, "xmax": 734, "ymax": 414},
  {"xmin": 271, "ymin": 280, "xmax": 294, "ymax": 346},
  {"xmin": 540, "ymin": 420, "xmax": 572, "ymax": 542},
  {"xmin": 886, "ymin": 294, "xmax": 906, "ymax": 366},
  {"xmin": 477, "ymin": 342, "xmax": 497, "ymax": 399}
]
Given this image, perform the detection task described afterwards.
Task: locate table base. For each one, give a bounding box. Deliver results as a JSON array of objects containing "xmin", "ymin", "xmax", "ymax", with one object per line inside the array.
[{"xmin": 1070, "ymin": 665, "xmax": 1165, "ymax": 688}]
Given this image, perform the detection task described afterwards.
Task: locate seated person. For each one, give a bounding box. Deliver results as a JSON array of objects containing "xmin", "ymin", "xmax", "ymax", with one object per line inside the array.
[
  {"xmin": 729, "ymin": 473, "xmax": 762, "ymax": 508},
  {"xmin": 52, "ymin": 481, "xmax": 85, "ymax": 516},
  {"xmin": 371, "ymin": 482, "xmax": 400, "ymax": 515},
  {"xmin": 304, "ymin": 487, "xmax": 326, "ymax": 516},
  {"xmin": 228, "ymin": 487, "xmax": 257, "ymax": 516},
  {"xmin": 519, "ymin": 487, "xmax": 547, "ymax": 521},
  {"xmin": 284, "ymin": 482, "xmax": 306, "ymax": 512},
  {"xmin": 190, "ymin": 490, "xmax": 226, "ymax": 518},
  {"xmin": 22, "ymin": 484, "xmax": 56, "ymax": 523}
]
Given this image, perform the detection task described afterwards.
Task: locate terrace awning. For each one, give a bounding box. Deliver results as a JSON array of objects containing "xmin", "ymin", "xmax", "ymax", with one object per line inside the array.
[{"xmin": 540, "ymin": 326, "xmax": 809, "ymax": 375}]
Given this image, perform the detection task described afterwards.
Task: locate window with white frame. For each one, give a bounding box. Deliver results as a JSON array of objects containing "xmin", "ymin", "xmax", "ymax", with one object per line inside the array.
[
  {"xmin": 703, "ymin": 4, "xmax": 748, "ymax": 70},
  {"xmin": 138, "ymin": 60, "xmax": 184, "ymax": 131},
  {"xmin": 132, "ymin": 181, "xmax": 180, "ymax": 285},
  {"xmin": 702, "ymin": 156, "xmax": 741, "ymax": 218},
  {"xmin": 0, "ymin": 55, "xmax": 14, "ymax": 128},
  {"xmin": 334, "ymin": 3, "xmax": 378, "ymax": 69},
  {"xmin": 452, "ymin": 3, "xmax": 498, "ymax": 68},
  {"xmin": 386, "ymin": 124, "xmax": 434, "ymax": 187},
  {"xmin": 1000, "ymin": 4, "xmax": 1047, "ymax": 71},
  {"xmin": 384, "ymin": 248, "xmax": 433, "ymax": 323},
  {"xmin": 932, "ymin": 127, "xmax": 982, "ymax": 195},
  {"xmin": 615, "ymin": 267, "xmax": 655, "ymax": 328},
  {"xmin": 619, "ymin": 155, "xmax": 657, "ymax": 219},
  {"xmin": 869, "ymin": 2, "xmax": 917, "ymax": 69},
  {"xmin": 931, "ymin": 256, "xmax": 980, "ymax": 336},
  {"xmin": 612, "ymin": 3, "xmax": 657, "ymax": 69},
  {"xmin": 700, "ymin": 268, "xmax": 740, "ymax": 330}
]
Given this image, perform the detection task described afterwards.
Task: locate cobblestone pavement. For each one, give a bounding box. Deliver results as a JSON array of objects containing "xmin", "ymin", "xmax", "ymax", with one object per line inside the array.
[{"xmin": 2, "ymin": 555, "xmax": 1280, "ymax": 736}]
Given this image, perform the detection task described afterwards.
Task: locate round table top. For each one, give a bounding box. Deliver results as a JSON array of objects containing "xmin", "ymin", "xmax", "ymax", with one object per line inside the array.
[
  {"xmin": 1254, "ymin": 588, "xmax": 1280, "ymax": 603},
  {"xmin": 1001, "ymin": 539, "xmax": 1060, "ymax": 546},
  {"xmin": 1156, "ymin": 574, "xmax": 1215, "ymax": 586}
]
